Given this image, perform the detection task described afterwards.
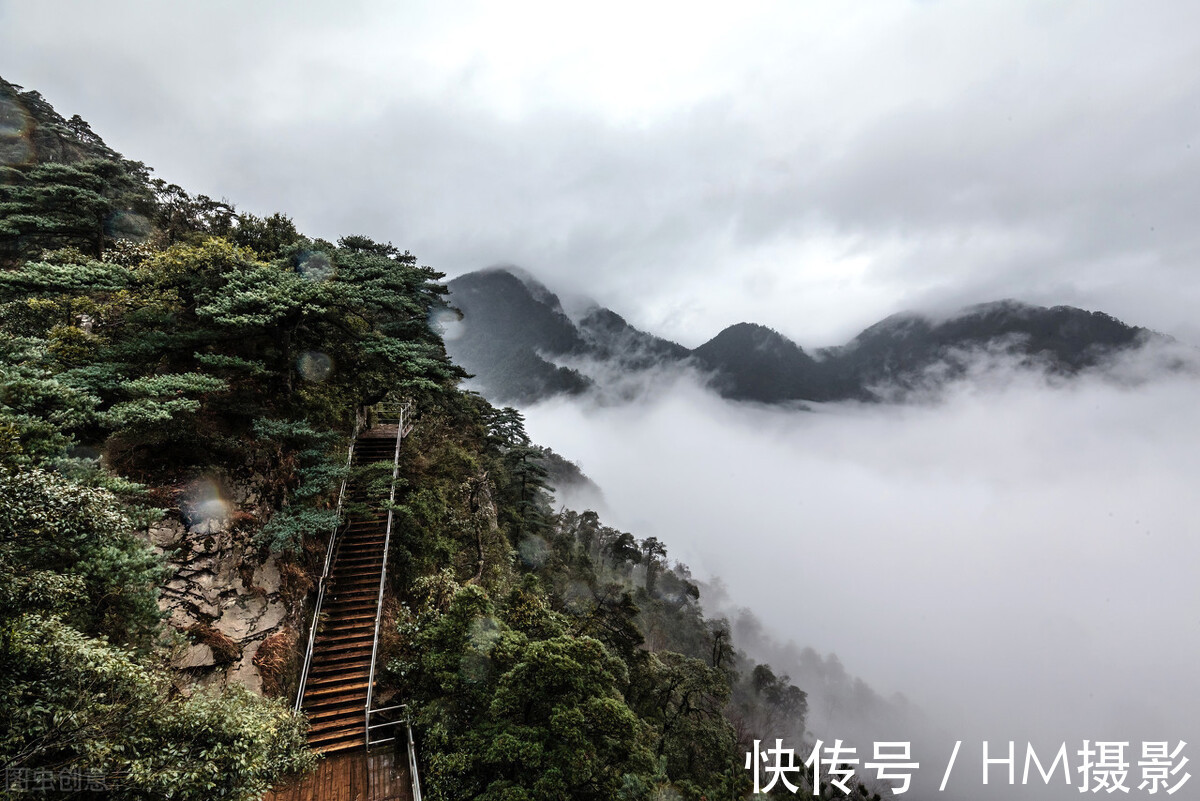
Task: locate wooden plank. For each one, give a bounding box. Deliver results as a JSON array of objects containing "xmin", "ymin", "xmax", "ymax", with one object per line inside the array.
[
  {"xmin": 368, "ymin": 751, "xmax": 384, "ymax": 801},
  {"xmin": 321, "ymin": 757, "xmax": 335, "ymax": 801},
  {"xmin": 352, "ymin": 752, "xmax": 367, "ymax": 801},
  {"xmin": 334, "ymin": 755, "xmax": 347, "ymax": 801}
]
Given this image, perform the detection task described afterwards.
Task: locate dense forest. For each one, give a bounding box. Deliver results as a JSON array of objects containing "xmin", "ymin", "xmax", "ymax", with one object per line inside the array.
[{"xmin": 0, "ymin": 78, "xmax": 868, "ymax": 800}]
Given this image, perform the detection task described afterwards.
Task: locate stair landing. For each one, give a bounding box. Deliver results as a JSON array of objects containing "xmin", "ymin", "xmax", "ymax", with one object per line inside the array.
[{"xmin": 263, "ymin": 749, "xmax": 411, "ymax": 801}]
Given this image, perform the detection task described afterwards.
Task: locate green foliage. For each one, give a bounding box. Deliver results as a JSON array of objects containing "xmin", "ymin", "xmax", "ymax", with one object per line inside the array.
[
  {"xmin": 411, "ymin": 585, "xmax": 654, "ymax": 801},
  {"xmin": 258, "ymin": 505, "xmax": 339, "ymax": 554},
  {"xmin": 0, "ymin": 615, "xmax": 314, "ymax": 800},
  {"xmin": 0, "ymin": 230, "xmax": 462, "ymax": 471},
  {"xmin": 0, "ymin": 461, "xmax": 313, "ymax": 800},
  {"xmin": 0, "ymin": 467, "xmax": 165, "ymax": 648},
  {"xmin": 0, "ymin": 79, "xmax": 154, "ymax": 263}
]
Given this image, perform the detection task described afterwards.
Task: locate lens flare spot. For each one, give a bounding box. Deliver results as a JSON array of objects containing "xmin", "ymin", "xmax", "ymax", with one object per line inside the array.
[
  {"xmin": 179, "ymin": 477, "xmax": 230, "ymax": 533},
  {"xmin": 563, "ymin": 580, "xmax": 596, "ymax": 614},
  {"xmin": 297, "ymin": 251, "xmax": 335, "ymax": 282},
  {"xmin": 297, "ymin": 351, "xmax": 333, "ymax": 381},
  {"xmin": 0, "ymin": 94, "xmax": 33, "ymax": 167},
  {"xmin": 459, "ymin": 651, "xmax": 494, "ymax": 685},
  {"xmin": 469, "ymin": 615, "xmax": 502, "ymax": 652},
  {"xmin": 105, "ymin": 210, "xmax": 152, "ymax": 240},
  {"xmin": 517, "ymin": 534, "xmax": 550, "ymax": 568},
  {"xmin": 429, "ymin": 307, "xmax": 465, "ymax": 341}
]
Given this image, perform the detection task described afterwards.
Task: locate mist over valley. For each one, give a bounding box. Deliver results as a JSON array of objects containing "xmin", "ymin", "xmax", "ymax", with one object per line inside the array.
[{"xmin": 448, "ymin": 268, "xmax": 1200, "ymax": 798}]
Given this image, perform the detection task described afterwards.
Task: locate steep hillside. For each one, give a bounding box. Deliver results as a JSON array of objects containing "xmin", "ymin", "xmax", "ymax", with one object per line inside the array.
[{"xmin": 2, "ymin": 79, "xmax": 838, "ymax": 801}]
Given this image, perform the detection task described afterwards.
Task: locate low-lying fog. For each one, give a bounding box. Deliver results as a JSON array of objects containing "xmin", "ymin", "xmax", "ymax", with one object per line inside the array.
[{"xmin": 520, "ymin": 348, "xmax": 1199, "ymax": 799}]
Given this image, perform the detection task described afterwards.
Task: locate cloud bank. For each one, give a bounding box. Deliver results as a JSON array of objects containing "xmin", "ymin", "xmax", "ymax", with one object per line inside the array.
[{"xmin": 523, "ymin": 347, "xmax": 1199, "ymax": 798}]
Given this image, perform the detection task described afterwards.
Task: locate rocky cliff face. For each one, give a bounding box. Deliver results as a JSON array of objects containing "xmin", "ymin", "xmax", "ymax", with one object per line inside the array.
[{"xmin": 147, "ymin": 472, "xmax": 311, "ymax": 697}]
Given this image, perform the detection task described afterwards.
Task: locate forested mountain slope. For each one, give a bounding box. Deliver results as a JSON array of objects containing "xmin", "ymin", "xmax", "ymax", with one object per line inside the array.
[{"xmin": 1, "ymin": 78, "xmax": 852, "ymax": 800}]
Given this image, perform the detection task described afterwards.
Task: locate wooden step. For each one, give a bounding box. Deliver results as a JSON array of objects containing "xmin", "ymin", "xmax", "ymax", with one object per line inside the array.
[
  {"xmin": 304, "ymin": 703, "xmax": 363, "ymax": 724},
  {"xmin": 319, "ymin": 622, "xmax": 376, "ymax": 637},
  {"xmin": 327, "ymin": 585, "xmax": 381, "ymax": 599},
  {"xmin": 322, "ymin": 604, "xmax": 378, "ymax": 619},
  {"xmin": 329, "ymin": 579, "xmax": 384, "ymax": 592},
  {"xmin": 302, "ymin": 693, "xmax": 367, "ymax": 714},
  {"xmin": 337, "ymin": 539, "xmax": 387, "ymax": 550},
  {"xmin": 334, "ymin": 556, "xmax": 384, "ymax": 567},
  {"xmin": 327, "ymin": 582, "xmax": 380, "ymax": 593},
  {"xmin": 340, "ymin": 530, "xmax": 386, "ymax": 538},
  {"xmin": 333, "ymin": 557, "xmax": 381, "ymax": 568},
  {"xmin": 331, "ymin": 566, "xmax": 384, "ymax": 577},
  {"xmin": 311, "ymin": 637, "xmax": 372, "ymax": 652},
  {"xmin": 310, "ymin": 636, "xmax": 373, "ymax": 653},
  {"xmin": 326, "ymin": 586, "xmax": 379, "ymax": 599},
  {"xmin": 309, "ymin": 653, "xmax": 372, "ymax": 670},
  {"xmin": 310, "ymin": 649, "xmax": 372, "ymax": 666},
  {"xmin": 339, "ymin": 530, "xmax": 387, "ymax": 539},
  {"xmin": 324, "ymin": 596, "xmax": 378, "ymax": 610},
  {"xmin": 303, "ymin": 680, "xmax": 370, "ymax": 701},
  {"xmin": 308, "ymin": 658, "xmax": 372, "ymax": 678},
  {"xmin": 333, "ymin": 564, "xmax": 384, "ymax": 576},
  {"xmin": 332, "ymin": 566, "xmax": 383, "ymax": 577},
  {"xmin": 320, "ymin": 622, "xmax": 376, "ymax": 637},
  {"xmin": 331, "ymin": 573, "xmax": 382, "ymax": 584},
  {"xmin": 310, "ymin": 657, "xmax": 371, "ymax": 677},
  {"xmin": 334, "ymin": 552, "xmax": 385, "ymax": 564},
  {"xmin": 309, "ymin": 729, "xmax": 366, "ymax": 752},
  {"xmin": 304, "ymin": 714, "xmax": 363, "ymax": 733},
  {"xmin": 324, "ymin": 592, "xmax": 379, "ymax": 605},
  {"xmin": 305, "ymin": 668, "xmax": 370, "ymax": 687},
  {"xmin": 335, "ymin": 546, "xmax": 385, "ymax": 556}
]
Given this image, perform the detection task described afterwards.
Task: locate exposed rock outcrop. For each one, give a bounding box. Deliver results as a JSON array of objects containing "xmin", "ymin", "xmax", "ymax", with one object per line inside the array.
[{"xmin": 148, "ymin": 471, "xmax": 315, "ymax": 698}]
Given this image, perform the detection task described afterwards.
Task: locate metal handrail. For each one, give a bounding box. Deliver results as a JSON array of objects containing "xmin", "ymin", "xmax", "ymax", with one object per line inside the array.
[
  {"xmin": 407, "ymin": 713, "xmax": 423, "ymax": 801},
  {"xmin": 293, "ymin": 406, "xmax": 366, "ymax": 712},
  {"xmin": 364, "ymin": 401, "xmax": 413, "ymax": 741},
  {"xmin": 362, "ymin": 703, "xmax": 423, "ymax": 801}
]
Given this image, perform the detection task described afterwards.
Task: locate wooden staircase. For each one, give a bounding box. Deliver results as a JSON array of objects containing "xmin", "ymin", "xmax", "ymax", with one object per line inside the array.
[{"xmin": 299, "ymin": 427, "xmax": 400, "ymax": 754}]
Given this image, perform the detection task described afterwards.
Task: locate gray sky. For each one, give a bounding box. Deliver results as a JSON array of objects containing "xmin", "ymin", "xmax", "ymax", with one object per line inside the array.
[{"xmin": 3, "ymin": 0, "xmax": 1200, "ymax": 348}]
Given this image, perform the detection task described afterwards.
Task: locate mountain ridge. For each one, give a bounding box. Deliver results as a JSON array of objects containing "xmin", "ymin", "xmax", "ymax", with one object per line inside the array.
[{"xmin": 445, "ymin": 267, "xmax": 1163, "ymax": 406}]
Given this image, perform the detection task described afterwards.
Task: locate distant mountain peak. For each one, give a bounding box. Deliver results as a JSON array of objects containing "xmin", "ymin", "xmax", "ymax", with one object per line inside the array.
[
  {"xmin": 705, "ymin": 322, "xmax": 802, "ymax": 351},
  {"xmin": 957, "ymin": 298, "xmax": 1040, "ymax": 316},
  {"xmin": 471, "ymin": 265, "xmax": 566, "ymax": 312},
  {"xmin": 445, "ymin": 269, "xmax": 591, "ymax": 404}
]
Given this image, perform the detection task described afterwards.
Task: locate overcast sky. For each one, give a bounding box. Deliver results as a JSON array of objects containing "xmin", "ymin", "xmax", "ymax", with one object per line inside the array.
[{"xmin": 4, "ymin": 0, "xmax": 1200, "ymax": 348}]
